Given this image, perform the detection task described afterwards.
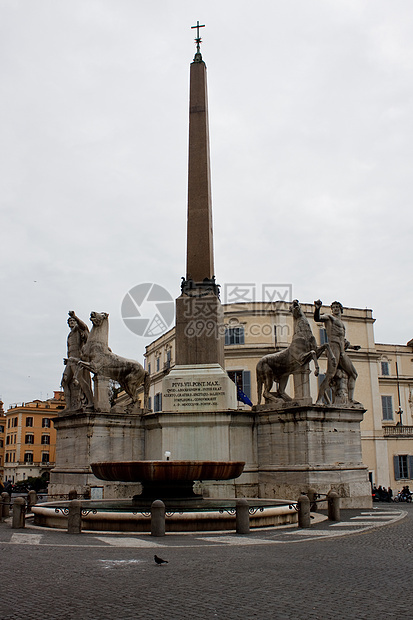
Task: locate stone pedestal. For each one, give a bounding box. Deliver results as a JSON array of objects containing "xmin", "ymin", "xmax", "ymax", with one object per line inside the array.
[
  {"xmin": 175, "ymin": 294, "xmax": 225, "ymax": 367},
  {"xmin": 49, "ymin": 411, "xmax": 144, "ymax": 498},
  {"xmin": 162, "ymin": 364, "xmax": 237, "ymax": 412},
  {"xmin": 143, "ymin": 410, "xmax": 258, "ymax": 498},
  {"xmin": 256, "ymin": 403, "xmax": 372, "ymax": 508}
]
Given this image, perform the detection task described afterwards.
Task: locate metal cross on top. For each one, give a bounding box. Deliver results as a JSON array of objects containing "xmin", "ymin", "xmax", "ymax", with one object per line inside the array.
[{"xmin": 191, "ymin": 20, "xmax": 205, "ymax": 53}]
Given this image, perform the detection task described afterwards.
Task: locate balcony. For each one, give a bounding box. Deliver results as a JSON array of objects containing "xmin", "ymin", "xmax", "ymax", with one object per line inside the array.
[{"xmin": 384, "ymin": 426, "xmax": 413, "ymax": 438}]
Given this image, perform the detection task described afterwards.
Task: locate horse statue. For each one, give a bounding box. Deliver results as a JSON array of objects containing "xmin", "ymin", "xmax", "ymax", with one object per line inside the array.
[
  {"xmin": 256, "ymin": 300, "xmax": 335, "ymax": 405},
  {"xmin": 71, "ymin": 311, "xmax": 150, "ymax": 412}
]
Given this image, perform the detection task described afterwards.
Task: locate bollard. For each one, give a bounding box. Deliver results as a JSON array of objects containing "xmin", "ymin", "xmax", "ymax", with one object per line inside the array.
[
  {"xmin": 298, "ymin": 494, "xmax": 311, "ymax": 528},
  {"xmin": 68, "ymin": 489, "xmax": 78, "ymax": 500},
  {"xmin": 67, "ymin": 499, "xmax": 82, "ymax": 534},
  {"xmin": 151, "ymin": 500, "xmax": 166, "ymax": 537},
  {"xmin": 27, "ymin": 490, "xmax": 38, "ymax": 513},
  {"xmin": 327, "ymin": 490, "xmax": 340, "ymax": 521},
  {"xmin": 236, "ymin": 499, "xmax": 250, "ymax": 534},
  {"xmin": 1, "ymin": 492, "xmax": 10, "ymax": 519},
  {"xmin": 307, "ymin": 487, "xmax": 318, "ymax": 512},
  {"xmin": 12, "ymin": 497, "xmax": 26, "ymax": 529}
]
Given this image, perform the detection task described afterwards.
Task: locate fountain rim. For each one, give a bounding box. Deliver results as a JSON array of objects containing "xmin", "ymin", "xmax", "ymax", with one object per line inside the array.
[{"xmin": 90, "ymin": 460, "xmax": 246, "ymax": 483}]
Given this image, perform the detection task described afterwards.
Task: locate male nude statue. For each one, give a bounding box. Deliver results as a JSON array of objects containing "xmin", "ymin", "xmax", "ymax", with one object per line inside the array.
[
  {"xmin": 61, "ymin": 311, "xmax": 94, "ymax": 411},
  {"xmin": 314, "ymin": 300, "xmax": 360, "ymax": 405}
]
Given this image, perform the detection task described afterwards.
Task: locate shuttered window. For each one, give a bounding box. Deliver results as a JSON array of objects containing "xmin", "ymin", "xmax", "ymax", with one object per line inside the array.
[{"xmin": 381, "ymin": 396, "xmax": 393, "ymax": 421}]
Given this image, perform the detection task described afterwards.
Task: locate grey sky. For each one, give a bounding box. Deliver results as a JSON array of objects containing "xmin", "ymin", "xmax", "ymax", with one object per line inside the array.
[{"xmin": 1, "ymin": 1, "xmax": 412, "ymax": 407}]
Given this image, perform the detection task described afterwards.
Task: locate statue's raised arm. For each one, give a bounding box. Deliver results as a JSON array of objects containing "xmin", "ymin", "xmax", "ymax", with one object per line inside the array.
[{"xmin": 314, "ymin": 299, "xmax": 329, "ymax": 323}]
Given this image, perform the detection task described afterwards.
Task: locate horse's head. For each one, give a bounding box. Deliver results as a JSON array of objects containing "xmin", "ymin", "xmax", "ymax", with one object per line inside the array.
[
  {"xmin": 289, "ymin": 299, "xmax": 303, "ymax": 319},
  {"xmin": 90, "ymin": 311, "xmax": 109, "ymax": 328}
]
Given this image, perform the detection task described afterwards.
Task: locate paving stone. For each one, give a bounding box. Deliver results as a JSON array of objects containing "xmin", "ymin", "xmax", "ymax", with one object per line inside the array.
[{"xmin": 0, "ymin": 506, "xmax": 412, "ymax": 619}]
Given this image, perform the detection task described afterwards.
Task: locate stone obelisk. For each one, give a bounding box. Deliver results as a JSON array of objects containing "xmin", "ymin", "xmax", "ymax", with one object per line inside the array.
[{"xmin": 162, "ymin": 24, "xmax": 236, "ymax": 412}]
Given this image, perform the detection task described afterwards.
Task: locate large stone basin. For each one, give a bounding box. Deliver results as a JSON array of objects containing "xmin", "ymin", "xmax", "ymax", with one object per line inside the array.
[{"xmin": 91, "ymin": 460, "xmax": 245, "ymax": 484}]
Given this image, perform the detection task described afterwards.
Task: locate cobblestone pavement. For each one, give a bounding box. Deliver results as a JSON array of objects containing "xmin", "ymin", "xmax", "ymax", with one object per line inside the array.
[{"xmin": 0, "ymin": 505, "xmax": 412, "ymax": 619}]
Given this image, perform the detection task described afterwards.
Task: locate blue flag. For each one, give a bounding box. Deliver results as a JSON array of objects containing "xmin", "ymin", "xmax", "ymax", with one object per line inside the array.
[{"xmin": 237, "ymin": 387, "xmax": 252, "ymax": 407}]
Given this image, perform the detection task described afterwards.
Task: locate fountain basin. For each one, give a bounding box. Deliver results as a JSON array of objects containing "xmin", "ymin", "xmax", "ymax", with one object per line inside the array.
[
  {"xmin": 90, "ymin": 460, "xmax": 246, "ymax": 498},
  {"xmin": 90, "ymin": 460, "xmax": 245, "ymax": 483}
]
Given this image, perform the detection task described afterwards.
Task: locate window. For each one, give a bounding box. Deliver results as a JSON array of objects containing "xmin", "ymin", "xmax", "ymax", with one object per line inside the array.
[
  {"xmin": 7, "ymin": 419, "xmax": 10, "ymax": 428},
  {"xmin": 6, "ymin": 435, "xmax": 10, "ymax": 445},
  {"xmin": 154, "ymin": 393, "xmax": 162, "ymax": 412},
  {"xmin": 42, "ymin": 452, "xmax": 50, "ymax": 464},
  {"xmin": 42, "ymin": 418, "xmax": 51, "ymax": 428},
  {"xmin": 225, "ymin": 326, "xmax": 245, "ymax": 346},
  {"xmin": 148, "ymin": 363, "xmax": 151, "ymax": 375},
  {"xmin": 394, "ymin": 455, "xmax": 413, "ymax": 480},
  {"xmin": 25, "ymin": 434, "xmax": 34, "ymax": 444},
  {"xmin": 156, "ymin": 357, "xmax": 160, "ymax": 372},
  {"xmin": 26, "ymin": 417, "xmax": 33, "ymax": 427},
  {"xmin": 228, "ymin": 370, "xmax": 251, "ymax": 400},
  {"xmin": 0, "ymin": 439, "xmax": 3, "ymax": 448},
  {"xmin": 381, "ymin": 395, "xmax": 393, "ymax": 421},
  {"xmin": 148, "ymin": 397, "xmax": 152, "ymax": 411},
  {"xmin": 0, "ymin": 424, "xmax": 4, "ymax": 432},
  {"xmin": 381, "ymin": 361, "xmax": 390, "ymax": 376},
  {"xmin": 165, "ymin": 349, "xmax": 171, "ymax": 369},
  {"xmin": 24, "ymin": 452, "xmax": 33, "ymax": 464},
  {"xmin": 319, "ymin": 328, "xmax": 328, "ymax": 345},
  {"xmin": 13, "ymin": 417, "xmax": 18, "ymax": 427},
  {"xmin": 5, "ymin": 453, "xmax": 9, "ymax": 463},
  {"xmin": 41, "ymin": 435, "xmax": 50, "ymax": 445}
]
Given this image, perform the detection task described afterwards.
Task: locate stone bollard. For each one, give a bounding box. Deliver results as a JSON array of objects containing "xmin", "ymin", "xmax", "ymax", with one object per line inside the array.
[
  {"xmin": 1, "ymin": 492, "xmax": 10, "ymax": 520},
  {"xmin": 67, "ymin": 499, "xmax": 82, "ymax": 534},
  {"xmin": 151, "ymin": 500, "xmax": 166, "ymax": 537},
  {"xmin": 307, "ymin": 488, "xmax": 318, "ymax": 512},
  {"xmin": 327, "ymin": 490, "xmax": 340, "ymax": 522},
  {"xmin": 68, "ymin": 489, "xmax": 78, "ymax": 500},
  {"xmin": 298, "ymin": 494, "xmax": 311, "ymax": 528},
  {"xmin": 12, "ymin": 497, "xmax": 26, "ymax": 529},
  {"xmin": 27, "ymin": 490, "xmax": 38, "ymax": 513},
  {"xmin": 236, "ymin": 499, "xmax": 250, "ymax": 534}
]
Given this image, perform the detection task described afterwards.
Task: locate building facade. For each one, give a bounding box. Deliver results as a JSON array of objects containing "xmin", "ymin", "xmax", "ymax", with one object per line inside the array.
[
  {"xmin": 0, "ymin": 400, "xmax": 5, "ymax": 482},
  {"xmin": 2, "ymin": 391, "xmax": 65, "ymax": 484},
  {"xmin": 143, "ymin": 300, "xmax": 413, "ymax": 491}
]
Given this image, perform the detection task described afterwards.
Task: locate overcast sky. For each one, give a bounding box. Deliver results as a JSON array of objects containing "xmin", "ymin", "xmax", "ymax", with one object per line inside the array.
[{"xmin": 1, "ymin": 0, "xmax": 413, "ymax": 407}]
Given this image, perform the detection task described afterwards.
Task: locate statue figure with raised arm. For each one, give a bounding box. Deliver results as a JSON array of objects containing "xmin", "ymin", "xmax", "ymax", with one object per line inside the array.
[
  {"xmin": 314, "ymin": 300, "xmax": 361, "ymax": 405},
  {"xmin": 61, "ymin": 311, "xmax": 94, "ymax": 411}
]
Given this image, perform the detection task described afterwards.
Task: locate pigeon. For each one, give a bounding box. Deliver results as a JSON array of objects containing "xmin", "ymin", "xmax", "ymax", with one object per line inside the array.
[{"xmin": 154, "ymin": 554, "xmax": 168, "ymax": 565}]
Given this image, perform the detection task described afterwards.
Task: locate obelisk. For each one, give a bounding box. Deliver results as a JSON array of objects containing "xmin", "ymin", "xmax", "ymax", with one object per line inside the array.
[
  {"xmin": 186, "ymin": 34, "xmax": 214, "ymax": 283},
  {"xmin": 175, "ymin": 23, "xmax": 225, "ymax": 368},
  {"xmin": 163, "ymin": 23, "xmax": 236, "ymax": 412}
]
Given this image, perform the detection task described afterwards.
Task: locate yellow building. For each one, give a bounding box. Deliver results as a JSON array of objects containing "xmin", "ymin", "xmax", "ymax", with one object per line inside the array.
[
  {"xmin": 3, "ymin": 391, "xmax": 65, "ymax": 484},
  {"xmin": 144, "ymin": 300, "xmax": 413, "ymax": 491},
  {"xmin": 0, "ymin": 400, "xmax": 6, "ymax": 482}
]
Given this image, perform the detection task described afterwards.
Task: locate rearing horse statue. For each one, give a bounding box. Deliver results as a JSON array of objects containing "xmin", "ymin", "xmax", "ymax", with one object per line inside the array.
[
  {"xmin": 71, "ymin": 311, "xmax": 150, "ymax": 412},
  {"xmin": 256, "ymin": 300, "xmax": 335, "ymax": 405}
]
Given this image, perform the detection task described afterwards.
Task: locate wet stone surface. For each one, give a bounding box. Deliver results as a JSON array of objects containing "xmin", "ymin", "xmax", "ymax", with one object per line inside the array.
[{"xmin": 0, "ymin": 505, "xmax": 411, "ymax": 619}]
